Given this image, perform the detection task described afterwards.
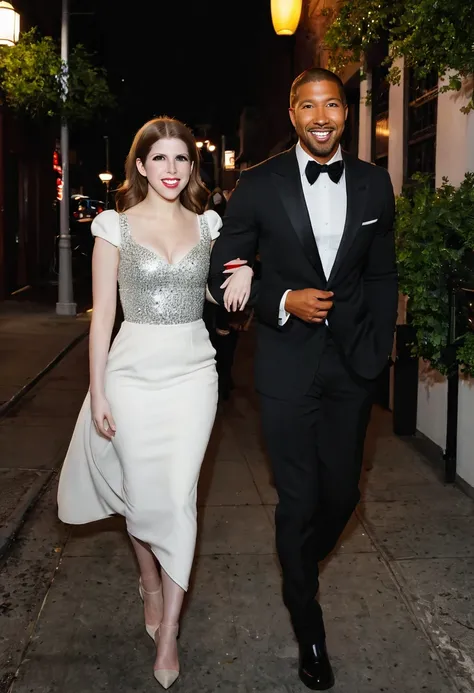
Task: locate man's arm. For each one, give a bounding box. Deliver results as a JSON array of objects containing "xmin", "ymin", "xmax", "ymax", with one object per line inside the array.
[
  {"xmin": 363, "ymin": 169, "xmax": 398, "ymax": 358},
  {"xmin": 208, "ymin": 172, "xmax": 257, "ymax": 303},
  {"xmin": 209, "ymin": 173, "xmax": 289, "ymax": 327}
]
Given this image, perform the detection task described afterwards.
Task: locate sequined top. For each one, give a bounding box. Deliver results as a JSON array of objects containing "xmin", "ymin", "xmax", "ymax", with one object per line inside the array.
[{"xmin": 90, "ymin": 209, "xmax": 222, "ymax": 325}]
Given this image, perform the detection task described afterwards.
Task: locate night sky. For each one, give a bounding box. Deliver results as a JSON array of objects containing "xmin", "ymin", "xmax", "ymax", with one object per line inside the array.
[{"xmin": 22, "ymin": 0, "xmax": 295, "ymax": 198}]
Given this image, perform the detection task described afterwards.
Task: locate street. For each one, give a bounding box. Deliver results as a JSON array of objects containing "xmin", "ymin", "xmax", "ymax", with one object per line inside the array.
[{"xmin": 1, "ymin": 328, "xmax": 474, "ymax": 693}]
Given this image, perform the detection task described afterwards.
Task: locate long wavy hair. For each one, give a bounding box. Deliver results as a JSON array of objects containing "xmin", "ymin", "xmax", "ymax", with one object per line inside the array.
[{"xmin": 115, "ymin": 117, "xmax": 209, "ymax": 213}]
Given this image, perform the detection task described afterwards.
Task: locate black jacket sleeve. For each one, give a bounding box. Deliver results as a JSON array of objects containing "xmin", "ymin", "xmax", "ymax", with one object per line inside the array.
[{"xmin": 208, "ymin": 173, "xmax": 288, "ymax": 328}]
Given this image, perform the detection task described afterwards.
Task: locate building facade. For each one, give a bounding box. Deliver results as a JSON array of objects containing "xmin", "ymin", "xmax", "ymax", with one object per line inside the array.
[
  {"xmin": 0, "ymin": 0, "xmax": 61, "ymax": 300},
  {"xmin": 298, "ymin": 0, "xmax": 474, "ymax": 494}
]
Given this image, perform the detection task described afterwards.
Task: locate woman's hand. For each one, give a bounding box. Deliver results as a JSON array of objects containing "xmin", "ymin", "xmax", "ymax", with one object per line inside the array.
[
  {"xmin": 221, "ymin": 260, "xmax": 254, "ymax": 312},
  {"xmin": 91, "ymin": 393, "xmax": 116, "ymax": 440}
]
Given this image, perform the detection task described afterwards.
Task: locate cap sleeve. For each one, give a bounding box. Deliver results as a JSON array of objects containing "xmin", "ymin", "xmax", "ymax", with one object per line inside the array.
[
  {"xmin": 91, "ymin": 210, "xmax": 121, "ymax": 247},
  {"xmin": 203, "ymin": 209, "xmax": 223, "ymax": 241}
]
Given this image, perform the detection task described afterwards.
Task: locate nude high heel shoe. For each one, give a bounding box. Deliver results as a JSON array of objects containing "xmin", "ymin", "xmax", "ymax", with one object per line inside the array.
[
  {"xmin": 138, "ymin": 578, "xmax": 163, "ymax": 640},
  {"xmin": 154, "ymin": 624, "xmax": 180, "ymax": 689}
]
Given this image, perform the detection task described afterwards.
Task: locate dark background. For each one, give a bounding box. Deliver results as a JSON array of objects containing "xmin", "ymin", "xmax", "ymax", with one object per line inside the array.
[{"xmin": 19, "ymin": 0, "xmax": 296, "ymax": 198}]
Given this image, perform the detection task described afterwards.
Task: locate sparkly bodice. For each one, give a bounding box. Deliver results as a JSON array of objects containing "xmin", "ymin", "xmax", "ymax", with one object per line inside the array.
[{"xmin": 117, "ymin": 213, "xmax": 212, "ymax": 325}]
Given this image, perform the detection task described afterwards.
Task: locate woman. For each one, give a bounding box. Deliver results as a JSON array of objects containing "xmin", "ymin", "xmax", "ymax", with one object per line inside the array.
[{"xmin": 57, "ymin": 117, "xmax": 252, "ymax": 688}]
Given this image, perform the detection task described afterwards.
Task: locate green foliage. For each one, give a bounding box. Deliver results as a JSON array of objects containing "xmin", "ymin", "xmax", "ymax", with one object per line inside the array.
[
  {"xmin": 0, "ymin": 28, "xmax": 115, "ymax": 124},
  {"xmin": 325, "ymin": 0, "xmax": 474, "ymax": 111},
  {"xmin": 395, "ymin": 173, "xmax": 474, "ymax": 374}
]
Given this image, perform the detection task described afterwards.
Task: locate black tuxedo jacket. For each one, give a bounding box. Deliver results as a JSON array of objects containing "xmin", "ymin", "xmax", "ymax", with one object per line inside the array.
[{"xmin": 208, "ymin": 147, "xmax": 398, "ymax": 399}]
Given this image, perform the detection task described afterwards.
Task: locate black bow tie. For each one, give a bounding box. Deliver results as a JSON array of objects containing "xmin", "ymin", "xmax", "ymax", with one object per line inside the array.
[{"xmin": 305, "ymin": 159, "xmax": 344, "ymax": 185}]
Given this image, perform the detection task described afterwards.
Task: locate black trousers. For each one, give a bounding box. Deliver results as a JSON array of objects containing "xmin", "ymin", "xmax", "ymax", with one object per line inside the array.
[{"xmin": 259, "ymin": 336, "xmax": 374, "ymax": 645}]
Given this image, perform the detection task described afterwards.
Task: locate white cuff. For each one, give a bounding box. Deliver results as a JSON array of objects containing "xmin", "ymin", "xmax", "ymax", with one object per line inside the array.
[{"xmin": 278, "ymin": 290, "xmax": 292, "ymax": 326}]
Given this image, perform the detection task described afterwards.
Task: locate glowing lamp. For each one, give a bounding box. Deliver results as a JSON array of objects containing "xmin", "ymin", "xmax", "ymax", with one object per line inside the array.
[
  {"xmin": 0, "ymin": 1, "xmax": 19, "ymax": 46},
  {"xmin": 271, "ymin": 0, "xmax": 302, "ymax": 36}
]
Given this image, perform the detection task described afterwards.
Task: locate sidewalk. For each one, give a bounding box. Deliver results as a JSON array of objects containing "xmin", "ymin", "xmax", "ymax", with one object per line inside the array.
[
  {"xmin": 0, "ymin": 298, "xmax": 90, "ymax": 558},
  {"xmin": 0, "ymin": 298, "xmax": 90, "ymax": 415},
  {"xmin": 1, "ymin": 329, "xmax": 473, "ymax": 693}
]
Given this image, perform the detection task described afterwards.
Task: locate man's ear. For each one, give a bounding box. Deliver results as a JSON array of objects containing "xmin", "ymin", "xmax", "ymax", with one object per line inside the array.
[{"xmin": 288, "ymin": 107, "xmax": 296, "ymax": 129}]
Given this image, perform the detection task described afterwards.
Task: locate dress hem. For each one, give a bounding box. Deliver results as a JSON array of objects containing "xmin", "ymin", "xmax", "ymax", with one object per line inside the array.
[{"xmin": 59, "ymin": 511, "xmax": 189, "ymax": 592}]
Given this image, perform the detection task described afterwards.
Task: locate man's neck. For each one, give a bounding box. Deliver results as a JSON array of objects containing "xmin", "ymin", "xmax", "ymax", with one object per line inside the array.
[{"xmin": 297, "ymin": 141, "xmax": 342, "ymax": 165}]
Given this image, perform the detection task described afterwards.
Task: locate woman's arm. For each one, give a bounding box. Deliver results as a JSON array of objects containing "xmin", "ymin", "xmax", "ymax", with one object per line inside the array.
[
  {"xmin": 89, "ymin": 238, "xmax": 119, "ymax": 438},
  {"xmin": 205, "ymin": 237, "xmax": 248, "ymax": 305}
]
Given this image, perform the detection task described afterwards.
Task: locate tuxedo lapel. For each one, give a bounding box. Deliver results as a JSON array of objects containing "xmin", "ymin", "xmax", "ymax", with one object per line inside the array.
[
  {"xmin": 271, "ymin": 148, "xmax": 326, "ymax": 281},
  {"xmin": 327, "ymin": 152, "xmax": 369, "ymax": 287}
]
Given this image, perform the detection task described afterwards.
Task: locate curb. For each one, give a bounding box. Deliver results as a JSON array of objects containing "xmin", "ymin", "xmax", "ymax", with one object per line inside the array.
[
  {"xmin": 0, "ymin": 328, "xmax": 89, "ymax": 560},
  {"xmin": 0, "ymin": 327, "xmax": 89, "ymax": 420},
  {"xmin": 0, "ymin": 470, "xmax": 55, "ymax": 560}
]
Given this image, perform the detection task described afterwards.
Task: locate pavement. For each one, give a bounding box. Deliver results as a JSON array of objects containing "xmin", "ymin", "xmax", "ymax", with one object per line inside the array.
[
  {"xmin": 0, "ymin": 324, "xmax": 474, "ymax": 693},
  {"xmin": 0, "ymin": 297, "xmax": 90, "ymax": 558},
  {"xmin": 0, "ymin": 292, "xmax": 91, "ymax": 414}
]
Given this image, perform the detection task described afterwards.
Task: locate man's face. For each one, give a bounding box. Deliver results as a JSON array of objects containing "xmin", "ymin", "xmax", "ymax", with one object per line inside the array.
[{"xmin": 289, "ymin": 80, "xmax": 348, "ymax": 163}]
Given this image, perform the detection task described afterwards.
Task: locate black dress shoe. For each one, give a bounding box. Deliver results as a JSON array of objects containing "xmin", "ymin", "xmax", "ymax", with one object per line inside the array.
[{"xmin": 298, "ymin": 640, "xmax": 335, "ymax": 690}]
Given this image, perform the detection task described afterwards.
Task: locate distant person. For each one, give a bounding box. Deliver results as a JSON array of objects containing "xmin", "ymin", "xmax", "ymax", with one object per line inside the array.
[
  {"xmin": 57, "ymin": 117, "xmax": 252, "ymax": 689},
  {"xmin": 207, "ymin": 186, "xmax": 227, "ymax": 217}
]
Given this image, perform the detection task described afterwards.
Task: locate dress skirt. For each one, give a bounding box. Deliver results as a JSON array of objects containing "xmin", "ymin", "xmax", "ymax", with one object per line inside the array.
[{"xmin": 57, "ymin": 319, "xmax": 218, "ymax": 591}]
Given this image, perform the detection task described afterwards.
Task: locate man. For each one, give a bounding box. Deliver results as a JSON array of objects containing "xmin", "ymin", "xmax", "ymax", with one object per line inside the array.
[{"xmin": 209, "ymin": 67, "xmax": 398, "ymax": 690}]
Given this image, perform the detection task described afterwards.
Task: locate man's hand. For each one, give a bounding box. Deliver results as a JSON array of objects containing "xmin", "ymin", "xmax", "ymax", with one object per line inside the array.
[{"xmin": 285, "ymin": 289, "xmax": 334, "ymax": 323}]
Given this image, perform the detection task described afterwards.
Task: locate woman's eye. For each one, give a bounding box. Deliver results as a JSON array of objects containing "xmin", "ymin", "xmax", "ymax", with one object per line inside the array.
[
  {"xmin": 176, "ymin": 155, "xmax": 189, "ymax": 162},
  {"xmin": 152, "ymin": 155, "xmax": 165, "ymax": 161}
]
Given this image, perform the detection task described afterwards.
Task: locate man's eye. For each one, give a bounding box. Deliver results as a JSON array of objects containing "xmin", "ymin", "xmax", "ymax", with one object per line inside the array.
[{"xmin": 327, "ymin": 102, "xmax": 339, "ymax": 108}]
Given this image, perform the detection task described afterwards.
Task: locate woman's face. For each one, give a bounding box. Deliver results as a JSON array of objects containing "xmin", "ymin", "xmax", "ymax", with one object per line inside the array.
[{"xmin": 137, "ymin": 137, "xmax": 192, "ymax": 201}]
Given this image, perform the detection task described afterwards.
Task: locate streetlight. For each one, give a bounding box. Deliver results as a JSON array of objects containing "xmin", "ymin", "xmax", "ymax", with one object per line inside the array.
[
  {"xmin": 98, "ymin": 135, "xmax": 112, "ymax": 208},
  {"xmin": 0, "ymin": 1, "xmax": 20, "ymax": 46},
  {"xmin": 99, "ymin": 171, "xmax": 113, "ymax": 208},
  {"xmin": 56, "ymin": 0, "xmax": 76, "ymax": 316},
  {"xmin": 271, "ymin": 0, "xmax": 302, "ymax": 36},
  {"xmin": 55, "ymin": 2, "xmax": 93, "ymax": 316},
  {"xmin": 197, "ymin": 139, "xmax": 219, "ymax": 188}
]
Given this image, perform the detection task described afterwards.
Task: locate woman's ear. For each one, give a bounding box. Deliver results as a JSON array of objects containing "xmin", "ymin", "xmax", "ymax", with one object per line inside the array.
[{"xmin": 136, "ymin": 158, "xmax": 147, "ymax": 177}]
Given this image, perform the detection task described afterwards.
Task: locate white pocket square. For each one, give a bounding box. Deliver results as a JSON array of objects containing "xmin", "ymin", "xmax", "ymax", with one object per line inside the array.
[{"xmin": 362, "ymin": 218, "xmax": 378, "ymax": 226}]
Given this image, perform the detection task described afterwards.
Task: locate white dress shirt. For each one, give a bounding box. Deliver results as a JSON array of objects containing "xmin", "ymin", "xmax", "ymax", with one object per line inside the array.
[{"xmin": 278, "ymin": 142, "xmax": 347, "ymax": 325}]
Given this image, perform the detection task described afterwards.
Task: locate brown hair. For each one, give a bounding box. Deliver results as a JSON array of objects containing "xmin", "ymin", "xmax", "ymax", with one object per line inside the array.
[
  {"xmin": 115, "ymin": 116, "xmax": 209, "ymax": 213},
  {"xmin": 290, "ymin": 67, "xmax": 347, "ymax": 108}
]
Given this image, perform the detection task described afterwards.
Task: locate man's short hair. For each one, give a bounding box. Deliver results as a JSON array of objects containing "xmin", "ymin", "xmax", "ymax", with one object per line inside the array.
[{"xmin": 290, "ymin": 68, "xmax": 347, "ymax": 108}]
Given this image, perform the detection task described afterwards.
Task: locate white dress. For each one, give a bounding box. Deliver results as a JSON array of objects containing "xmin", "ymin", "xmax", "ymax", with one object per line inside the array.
[{"xmin": 57, "ymin": 209, "xmax": 222, "ymax": 591}]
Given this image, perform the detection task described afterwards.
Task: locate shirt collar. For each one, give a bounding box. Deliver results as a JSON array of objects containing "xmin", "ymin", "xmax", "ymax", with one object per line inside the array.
[{"xmin": 295, "ymin": 141, "xmax": 343, "ymax": 178}]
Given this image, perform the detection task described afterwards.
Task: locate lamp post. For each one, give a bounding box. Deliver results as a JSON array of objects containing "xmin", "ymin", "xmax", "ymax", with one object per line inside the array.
[
  {"xmin": 207, "ymin": 142, "xmax": 219, "ymax": 188},
  {"xmin": 99, "ymin": 171, "xmax": 113, "ymax": 208},
  {"xmin": 98, "ymin": 135, "xmax": 113, "ymax": 208},
  {"xmin": 56, "ymin": 0, "xmax": 76, "ymax": 316},
  {"xmin": 197, "ymin": 139, "xmax": 219, "ymax": 188}
]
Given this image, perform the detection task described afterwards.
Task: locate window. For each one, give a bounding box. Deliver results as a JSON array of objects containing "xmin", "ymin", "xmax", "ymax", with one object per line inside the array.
[{"xmin": 406, "ymin": 70, "xmax": 438, "ymax": 182}]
